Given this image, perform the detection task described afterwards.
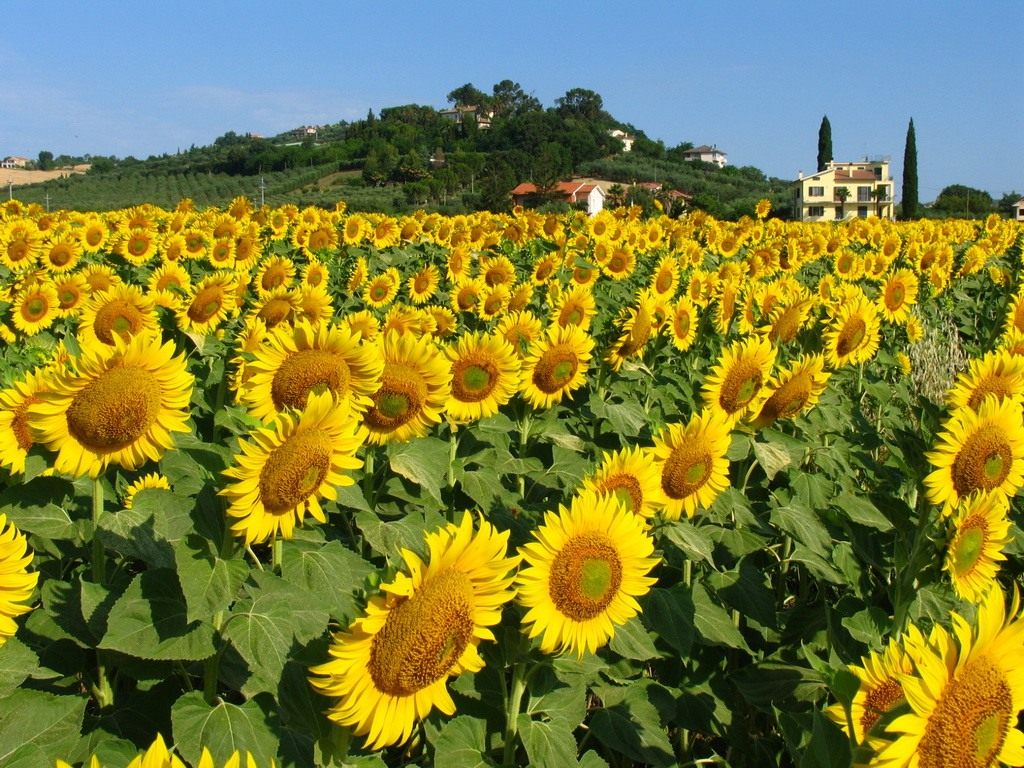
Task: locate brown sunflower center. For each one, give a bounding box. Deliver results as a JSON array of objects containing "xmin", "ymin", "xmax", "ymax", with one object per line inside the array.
[
  {"xmin": 835, "ymin": 318, "xmax": 867, "ymax": 358},
  {"xmin": 451, "ymin": 358, "xmax": 498, "ymax": 403},
  {"xmin": 718, "ymin": 359, "xmax": 764, "ymax": 414},
  {"xmin": 661, "ymin": 442, "xmax": 713, "ymax": 501},
  {"xmin": 655, "ymin": 269, "xmax": 674, "ymax": 294},
  {"xmin": 49, "ymin": 244, "xmax": 74, "ymax": 266},
  {"xmin": 966, "ymin": 378, "xmax": 1015, "ymax": 411},
  {"xmin": 258, "ymin": 428, "xmax": 332, "ymax": 514},
  {"xmin": 917, "ymin": 656, "xmax": 1012, "ymax": 768},
  {"xmin": 22, "ymin": 296, "xmax": 48, "ymax": 321},
  {"xmin": 13, "ymin": 397, "xmax": 41, "ymax": 452},
  {"xmin": 951, "ymin": 425, "xmax": 1014, "ymax": 498},
  {"xmin": 413, "ymin": 273, "xmax": 432, "ymax": 294},
  {"xmin": 886, "ymin": 282, "xmax": 907, "ymax": 310},
  {"xmin": 532, "ymin": 344, "xmax": 579, "ymax": 395},
  {"xmin": 859, "ymin": 677, "xmax": 904, "ymax": 739},
  {"xmin": 66, "ymin": 366, "xmax": 161, "ymax": 452},
  {"xmin": 94, "ymin": 299, "xmax": 146, "ymax": 345},
  {"xmin": 365, "ymin": 363, "xmax": 427, "ymax": 431},
  {"xmin": 600, "ymin": 474, "xmax": 644, "ymax": 514},
  {"xmin": 548, "ymin": 533, "xmax": 623, "ymax": 621},
  {"xmin": 368, "ymin": 569, "xmax": 474, "ymax": 696},
  {"xmin": 271, "ymin": 349, "xmax": 350, "ymax": 413},
  {"xmin": 261, "ymin": 268, "xmax": 288, "ymax": 292}
]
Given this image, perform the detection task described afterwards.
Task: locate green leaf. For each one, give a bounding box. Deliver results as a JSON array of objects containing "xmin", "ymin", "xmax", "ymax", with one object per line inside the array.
[
  {"xmin": 799, "ymin": 709, "xmax": 852, "ymax": 768},
  {"xmin": 171, "ymin": 691, "xmax": 280, "ymax": 768},
  {"xmin": 706, "ymin": 559, "xmax": 777, "ymax": 628},
  {"xmin": 602, "ymin": 399, "xmax": 648, "ymax": 438},
  {"xmin": 97, "ymin": 504, "xmax": 175, "ymax": 569},
  {"xmin": 691, "ymin": 583, "xmax": 751, "ymax": 652},
  {"xmin": 753, "ymin": 439, "xmax": 792, "ymax": 480},
  {"xmin": 732, "ymin": 662, "xmax": 827, "ymax": 710},
  {"xmin": 0, "ymin": 638, "xmax": 37, "ymax": 698},
  {"xmin": 832, "ymin": 491, "xmax": 893, "ymax": 532},
  {"xmin": 771, "ymin": 502, "xmax": 832, "ymax": 559},
  {"xmin": 842, "ymin": 606, "xmax": 891, "ymax": 645},
  {"xmin": 280, "ymin": 539, "xmax": 373, "ymax": 622},
  {"xmin": 660, "ymin": 520, "xmax": 716, "ymax": 566},
  {"xmin": 641, "ymin": 586, "xmax": 695, "ymax": 655},
  {"xmin": 173, "ymin": 537, "xmax": 248, "ymax": 623},
  {"xmin": 387, "ymin": 436, "xmax": 449, "ymax": 505},
  {"xmin": 430, "ymin": 715, "xmax": 494, "ymax": 768},
  {"xmin": 100, "ymin": 568, "xmax": 216, "ymax": 661},
  {"xmin": 0, "ymin": 689, "xmax": 86, "ymax": 765},
  {"xmin": 0, "ymin": 475, "xmax": 77, "ymax": 539},
  {"xmin": 524, "ymin": 664, "xmax": 587, "ymax": 730},
  {"xmin": 608, "ymin": 616, "xmax": 659, "ymax": 660},
  {"xmin": 517, "ymin": 714, "xmax": 579, "ymax": 767},
  {"xmin": 355, "ymin": 509, "xmax": 444, "ymax": 561},
  {"xmin": 578, "ymin": 751, "xmax": 610, "ymax": 768},
  {"xmin": 222, "ymin": 571, "xmax": 329, "ymax": 697},
  {"xmin": 335, "ymin": 482, "xmax": 373, "ymax": 514},
  {"xmin": 589, "ymin": 682, "xmax": 675, "ymax": 768}
]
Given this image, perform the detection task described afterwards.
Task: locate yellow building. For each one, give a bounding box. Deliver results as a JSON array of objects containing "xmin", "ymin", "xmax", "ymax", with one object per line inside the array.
[{"xmin": 794, "ymin": 159, "xmax": 895, "ymax": 221}]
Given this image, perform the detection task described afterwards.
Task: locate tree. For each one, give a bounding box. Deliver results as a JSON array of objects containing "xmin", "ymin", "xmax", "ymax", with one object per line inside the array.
[
  {"xmin": 37, "ymin": 151, "xmax": 54, "ymax": 170},
  {"xmin": 997, "ymin": 191, "xmax": 1022, "ymax": 219},
  {"xmin": 835, "ymin": 186, "xmax": 850, "ymax": 219},
  {"xmin": 901, "ymin": 118, "xmax": 919, "ymax": 219},
  {"xmin": 817, "ymin": 115, "xmax": 832, "ymax": 172},
  {"xmin": 490, "ymin": 80, "xmax": 541, "ymax": 116},
  {"xmin": 555, "ymin": 88, "xmax": 606, "ymax": 122},
  {"xmin": 871, "ymin": 185, "xmax": 889, "ymax": 218},
  {"xmin": 446, "ymin": 83, "xmax": 489, "ymax": 108},
  {"xmin": 932, "ymin": 185, "xmax": 994, "ymax": 218}
]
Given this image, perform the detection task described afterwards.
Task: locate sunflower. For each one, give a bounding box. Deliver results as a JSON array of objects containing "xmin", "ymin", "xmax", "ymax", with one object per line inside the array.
[
  {"xmin": 649, "ymin": 255, "xmax": 679, "ymax": 298},
  {"xmin": 363, "ymin": 331, "xmax": 451, "ymax": 445},
  {"xmin": 122, "ymin": 472, "xmax": 171, "ymax": 509},
  {"xmin": 344, "ymin": 310, "xmax": 380, "ymax": 343},
  {"xmin": 0, "ymin": 514, "xmax": 39, "ymax": 647},
  {"xmin": 516, "ymin": 489, "xmax": 658, "ymax": 657},
  {"xmin": 252, "ymin": 287, "xmax": 302, "ymax": 330},
  {"xmin": 0, "ymin": 368, "xmax": 49, "ymax": 474},
  {"xmin": 52, "ymin": 273, "xmax": 90, "ymax": 318},
  {"xmin": 296, "ymin": 283, "xmax": 334, "ymax": 325},
  {"xmin": 875, "ymin": 587, "xmax": 1024, "ymax": 768},
  {"xmin": 925, "ymin": 397, "xmax": 1024, "ymax": 516},
  {"xmin": 552, "ymin": 284, "xmax": 596, "ymax": 331},
  {"xmin": 443, "ymin": 331, "xmax": 520, "ymax": 424},
  {"xmin": 946, "ymin": 349, "xmax": 1024, "ymax": 412},
  {"xmin": 496, "ymin": 310, "xmax": 543, "ymax": 357},
  {"xmin": 826, "ymin": 637, "xmax": 913, "ymax": 749},
  {"xmin": 531, "ymin": 253, "xmax": 561, "ymax": 285},
  {"xmin": 945, "ymin": 492, "xmax": 1012, "ymax": 603},
  {"xmin": 79, "ymin": 263, "xmax": 121, "ymax": 295},
  {"xmin": 424, "ymin": 305, "xmax": 458, "ymax": 340},
  {"xmin": 824, "ymin": 294, "xmax": 882, "ymax": 369},
  {"xmin": 77, "ymin": 284, "xmax": 159, "ymax": 350},
  {"xmin": 11, "ymin": 280, "xmax": 60, "ymax": 336},
  {"xmin": 407, "ymin": 264, "xmax": 440, "ymax": 305},
  {"xmin": 613, "ymin": 294, "xmax": 656, "ymax": 364},
  {"xmin": 29, "ymin": 333, "xmax": 193, "ymax": 478},
  {"xmin": 602, "ymin": 245, "xmax": 636, "ymax": 280},
  {"xmin": 363, "ymin": 268, "xmax": 401, "ymax": 309},
  {"xmin": 114, "ymin": 226, "xmax": 160, "ymax": 267},
  {"xmin": 481, "ymin": 254, "xmax": 516, "ymax": 288},
  {"xmin": 650, "ymin": 409, "xmax": 733, "ymax": 520},
  {"xmin": 518, "ymin": 323, "xmax": 594, "ymax": 410},
  {"xmin": 222, "ymin": 392, "xmax": 366, "ymax": 545},
  {"xmin": 581, "ymin": 445, "xmax": 665, "ymax": 519},
  {"xmin": 878, "ymin": 269, "xmax": 919, "ymax": 324},
  {"xmin": 478, "ymin": 284, "xmax": 510, "ymax": 321},
  {"xmin": 254, "ymin": 255, "xmax": 296, "ymax": 297},
  {"xmin": 309, "ymin": 512, "xmax": 518, "ymax": 750},
  {"xmin": 450, "ymin": 278, "xmax": 485, "ymax": 316},
  {"xmin": 702, "ymin": 336, "xmax": 777, "ymax": 423},
  {"xmin": 77, "ymin": 214, "xmax": 110, "ymax": 253},
  {"xmin": 240, "ymin": 319, "xmax": 384, "ymax": 422},
  {"xmin": 668, "ymin": 296, "xmax": 699, "ymax": 352},
  {"xmin": 40, "ymin": 230, "xmax": 83, "ymax": 273},
  {"xmin": 148, "ymin": 261, "xmax": 192, "ymax": 303},
  {"xmin": 749, "ymin": 353, "xmax": 831, "ymax": 429},
  {"xmin": 176, "ymin": 272, "xmax": 238, "ymax": 335},
  {"xmin": 301, "ymin": 257, "xmax": 329, "ymax": 290}
]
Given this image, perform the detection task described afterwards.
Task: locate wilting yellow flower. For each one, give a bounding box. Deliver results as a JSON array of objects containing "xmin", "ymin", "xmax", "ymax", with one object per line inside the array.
[
  {"xmin": 309, "ymin": 513, "xmax": 518, "ymax": 750},
  {"xmin": 516, "ymin": 489, "xmax": 658, "ymax": 657}
]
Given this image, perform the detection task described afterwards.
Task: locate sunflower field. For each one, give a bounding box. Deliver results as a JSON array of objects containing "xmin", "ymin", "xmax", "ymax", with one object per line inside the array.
[{"xmin": 0, "ymin": 196, "xmax": 1023, "ymax": 768}]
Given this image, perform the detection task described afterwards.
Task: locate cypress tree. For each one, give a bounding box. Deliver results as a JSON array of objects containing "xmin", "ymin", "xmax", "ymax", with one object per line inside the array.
[
  {"xmin": 817, "ymin": 115, "xmax": 832, "ymax": 172},
  {"xmin": 902, "ymin": 118, "xmax": 919, "ymax": 219}
]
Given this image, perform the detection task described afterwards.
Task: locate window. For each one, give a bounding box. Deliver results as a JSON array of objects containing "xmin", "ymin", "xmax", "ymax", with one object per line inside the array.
[
  {"xmin": 807, "ymin": 206, "xmax": 825, "ymax": 217},
  {"xmin": 808, "ymin": 186, "xmax": 824, "ymax": 197},
  {"xmin": 857, "ymin": 206, "xmax": 868, "ymax": 218},
  {"xmin": 874, "ymin": 166, "xmax": 883, "ymax": 179},
  {"xmin": 857, "ymin": 186, "xmax": 871, "ymax": 202}
]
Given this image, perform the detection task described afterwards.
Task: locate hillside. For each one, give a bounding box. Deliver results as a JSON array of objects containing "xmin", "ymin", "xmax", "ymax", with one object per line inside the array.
[{"xmin": 7, "ymin": 82, "xmax": 793, "ymax": 218}]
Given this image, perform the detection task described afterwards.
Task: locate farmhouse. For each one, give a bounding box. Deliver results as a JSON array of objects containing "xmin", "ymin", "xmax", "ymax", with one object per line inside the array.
[
  {"xmin": 1, "ymin": 156, "xmax": 30, "ymax": 169},
  {"xmin": 439, "ymin": 105, "xmax": 493, "ymax": 130},
  {"xmin": 510, "ymin": 179, "xmax": 606, "ymax": 216},
  {"xmin": 1014, "ymin": 196, "xmax": 1024, "ymax": 222},
  {"xmin": 793, "ymin": 159, "xmax": 896, "ymax": 221},
  {"xmin": 608, "ymin": 129, "xmax": 635, "ymax": 152},
  {"xmin": 681, "ymin": 144, "xmax": 728, "ymax": 168}
]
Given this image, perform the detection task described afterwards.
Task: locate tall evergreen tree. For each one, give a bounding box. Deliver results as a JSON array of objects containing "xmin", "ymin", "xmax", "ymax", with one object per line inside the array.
[
  {"xmin": 817, "ymin": 115, "xmax": 832, "ymax": 172},
  {"xmin": 901, "ymin": 118, "xmax": 919, "ymax": 219}
]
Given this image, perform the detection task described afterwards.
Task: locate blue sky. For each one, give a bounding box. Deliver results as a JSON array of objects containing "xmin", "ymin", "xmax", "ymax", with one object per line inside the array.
[{"xmin": 2, "ymin": 1, "xmax": 1021, "ymax": 202}]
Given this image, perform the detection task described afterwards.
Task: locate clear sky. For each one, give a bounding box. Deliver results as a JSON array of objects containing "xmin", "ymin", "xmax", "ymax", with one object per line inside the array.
[{"xmin": 2, "ymin": 1, "xmax": 1021, "ymax": 202}]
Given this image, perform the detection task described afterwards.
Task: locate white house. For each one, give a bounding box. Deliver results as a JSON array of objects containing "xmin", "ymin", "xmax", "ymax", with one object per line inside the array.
[
  {"xmin": 1014, "ymin": 197, "xmax": 1024, "ymax": 222},
  {"xmin": 510, "ymin": 179, "xmax": 606, "ymax": 216},
  {"xmin": 682, "ymin": 144, "xmax": 727, "ymax": 168},
  {"xmin": 608, "ymin": 129, "xmax": 635, "ymax": 153},
  {"xmin": 793, "ymin": 159, "xmax": 895, "ymax": 221}
]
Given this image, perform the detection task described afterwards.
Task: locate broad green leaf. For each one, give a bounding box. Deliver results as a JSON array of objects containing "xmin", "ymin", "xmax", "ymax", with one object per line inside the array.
[
  {"xmin": 355, "ymin": 509, "xmax": 444, "ymax": 561},
  {"xmin": 171, "ymin": 691, "xmax": 280, "ymax": 768},
  {"xmin": 222, "ymin": 571, "xmax": 329, "ymax": 697},
  {"xmin": 706, "ymin": 559, "xmax": 778, "ymax": 628},
  {"xmin": 430, "ymin": 714, "xmax": 494, "ymax": 768},
  {"xmin": 524, "ymin": 664, "xmax": 587, "ymax": 730},
  {"xmin": 661, "ymin": 520, "xmax": 716, "ymax": 567},
  {"xmin": 641, "ymin": 586, "xmax": 695, "ymax": 655},
  {"xmin": 602, "ymin": 399, "xmax": 648, "ymax": 438},
  {"xmin": 0, "ymin": 638, "xmax": 36, "ymax": 697},
  {"xmin": 97, "ymin": 504, "xmax": 175, "ymax": 569},
  {"xmin": 589, "ymin": 681, "xmax": 675, "ymax": 768},
  {"xmin": 753, "ymin": 439, "xmax": 792, "ymax": 480},
  {"xmin": 771, "ymin": 502, "xmax": 832, "ymax": 559},
  {"xmin": 578, "ymin": 751, "xmax": 610, "ymax": 768},
  {"xmin": 0, "ymin": 475, "xmax": 77, "ymax": 539},
  {"xmin": 517, "ymin": 714, "xmax": 578, "ymax": 767},
  {"xmin": 791, "ymin": 473, "xmax": 835, "ymax": 510},
  {"xmin": 100, "ymin": 568, "xmax": 216, "ymax": 661},
  {"xmin": 0, "ymin": 689, "xmax": 86, "ymax": 765},
  {"xmin": 691, "ymin": 583, "xmax": 751, "ymax": 652},
  {"xmin": 335, "ymin": 481, "xmax": 373, "ymax": 513},
  {"xmin": 832, "ymin": 491, "xmax": 894, "ymax": 532},
  {"xmin": 842, "ymin": 606, "xmax": 891, "ymax": 645},
  {"xmin": 732, "ymin": 662, "xmax": 827, "ymax": 709},
  {"xmin": 280, "ymin": 538, "xmax": 373, "ymax": 622},
  {"xmin": 799, "ymin": 709, "xmax": 852, "ymax": 768},
  {"xmin": 387, "ymin": 436, "xmax": 449, "ymax": 505},
  {"xmin": 173, "ymin": 537, "xmax": 248, "ymax": 623},
  {"xmin": 41, "ymin": 578, "xmax": 95, "ymax": 647},
  {"xmin": 608, "ymin": 616, "xmax": 659, "ymax": 660}
]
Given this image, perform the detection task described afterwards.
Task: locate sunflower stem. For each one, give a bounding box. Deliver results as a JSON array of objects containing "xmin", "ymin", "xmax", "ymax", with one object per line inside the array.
[
  {"xmin": 202, "ymin": 611, "xmax": 226, "ymax": 705},
  {"xmin": 271, "ymin": 532, "xmax": 283, "ymax": 574},
  {"xmin": 892, "ymin": 491, "xmax": 934, "ymax": 633},
  {"xmin": 91, "ymin": 476, "xmax": 106, "ymax": 584},
  {"xmin": 210, "ymin": 354, "xmax": 229, "ymax": 444},
  {"xmin": 516, "ymin": 405, "xmax": 533, "ymax": 500},
  {"xmin": 447, "ymin": 423, "xmax": 459, "ymax": 505},
  {"xmin": 502, "ymin": 660, "xmax": 528, "ymax": 767},
  {"xmin": 363, "ymin": 447, "xmax": 377, "ymax": 507}
]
